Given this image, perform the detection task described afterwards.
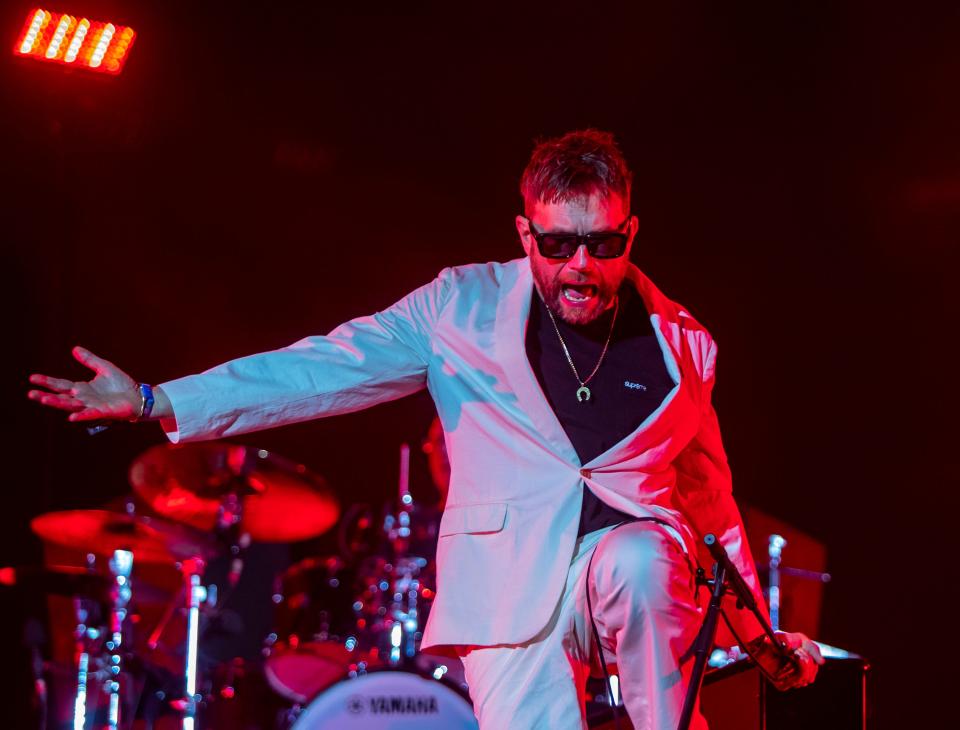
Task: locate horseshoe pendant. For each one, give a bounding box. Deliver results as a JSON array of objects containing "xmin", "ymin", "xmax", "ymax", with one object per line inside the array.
[{"xmin": 576, "ymin": 385, "xmax": 591, "ymax": 403}]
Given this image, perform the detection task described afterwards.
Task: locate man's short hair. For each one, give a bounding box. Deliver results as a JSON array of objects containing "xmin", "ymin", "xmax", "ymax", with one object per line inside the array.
[{"xmin": 520, "ymin": 129, "xmax": 632, "ymax": 214}]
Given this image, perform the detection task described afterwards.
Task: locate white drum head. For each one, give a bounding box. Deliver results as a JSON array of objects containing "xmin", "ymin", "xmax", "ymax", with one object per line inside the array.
[{"xmin": 290, "ymin": 670, "xmax": 478, "ymax": 729}]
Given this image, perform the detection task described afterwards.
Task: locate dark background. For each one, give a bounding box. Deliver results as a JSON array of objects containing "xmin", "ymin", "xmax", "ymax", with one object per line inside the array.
[{"xmin": 2, "ymin": 2, "xmax": 957, "ymax": 727}]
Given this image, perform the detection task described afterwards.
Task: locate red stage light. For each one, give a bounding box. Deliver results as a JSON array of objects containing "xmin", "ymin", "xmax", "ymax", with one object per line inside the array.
[{"xmin": 13, "ymin": 7, "xmax": 135, "ymax": 75}]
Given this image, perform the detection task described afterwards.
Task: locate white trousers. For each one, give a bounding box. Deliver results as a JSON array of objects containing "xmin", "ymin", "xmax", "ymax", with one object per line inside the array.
[{"xmin": 459, "ymin": 521, "xmax": 708, "ymax": 730}]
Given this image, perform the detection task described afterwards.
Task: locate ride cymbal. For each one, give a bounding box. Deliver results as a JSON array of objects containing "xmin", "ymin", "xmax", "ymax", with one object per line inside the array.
[
  {"xmin": 129, "ymin": 443, "xmax": 339, "ymax": 542},
  {"xmin": 31, "ymin": 509, "xmax": 215, "ymax": 564}
]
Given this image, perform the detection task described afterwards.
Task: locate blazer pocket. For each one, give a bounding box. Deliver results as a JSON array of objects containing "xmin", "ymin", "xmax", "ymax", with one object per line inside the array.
[{"xmin": 438, "ymin": 502, "xmax": 507, "ymax": 537}]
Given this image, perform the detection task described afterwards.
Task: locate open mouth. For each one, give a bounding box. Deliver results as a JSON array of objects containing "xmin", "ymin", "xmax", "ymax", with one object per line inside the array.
[{"xmin": 561, "ymin": 283, "xmax": 597, "ymax": 304}]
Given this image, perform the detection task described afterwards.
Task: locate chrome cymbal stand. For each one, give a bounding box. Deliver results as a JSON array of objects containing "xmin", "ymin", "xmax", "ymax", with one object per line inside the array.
[
  {"xmin": 175, "ymin": 557, "xmax": 207, "ymax": 730},
  {"xmin": 71, "ymin": 553, "xmax": 97, "ymax": 730},
  {"xmin": 383, "ymin": 444, "xmax": 425, "ymax": 666},
  {"xmin": 174, "ymin": 471, "xmax": 246, "ymax": 730},
  {"xmin": 387, "ymin": 556, "xmax": 426, "ymax": 665},
  {"xmin": 767, "ymin": 534, "xmax": 786, "ymax": 632},
  {"xmin": 104, "ymin": 549, "xmax": 133, "ymax": 730},
  {"xmin": 765, "ymin": 532, "xmax": 832, "ymax": 634}
]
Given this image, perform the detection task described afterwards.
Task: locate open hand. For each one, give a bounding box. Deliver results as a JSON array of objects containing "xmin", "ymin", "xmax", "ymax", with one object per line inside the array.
[{"xmin": 28, "ymin": 346, "xmax": 141, "ymax": 422}]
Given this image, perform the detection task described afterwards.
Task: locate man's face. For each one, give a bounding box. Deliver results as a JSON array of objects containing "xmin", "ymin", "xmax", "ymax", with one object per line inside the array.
[{"xmin": 516, "ymin": 193, "xmax": 636, "ymax": 325}]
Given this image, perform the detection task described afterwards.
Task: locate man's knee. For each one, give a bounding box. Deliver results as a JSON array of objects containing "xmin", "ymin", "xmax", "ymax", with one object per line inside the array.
[{"xmin": 591, "ymin": 522, "xmax": 689, "ymax": 607}]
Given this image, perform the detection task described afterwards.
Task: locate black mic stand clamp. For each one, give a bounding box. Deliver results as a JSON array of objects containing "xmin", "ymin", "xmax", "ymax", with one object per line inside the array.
[{"xmin": 677, "ymin": 533, "xmax": 790, "ymax": 730}]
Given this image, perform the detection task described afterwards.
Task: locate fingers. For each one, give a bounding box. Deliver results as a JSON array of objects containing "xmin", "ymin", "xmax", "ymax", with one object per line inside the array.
[
  {"xmin": 775, "ymin": 648, "xmax": 819, "ymax": 689},
  {"xmin": 72, "ymin": 345, "xmax": 115, "ymax": 375},
  {"xmin": 27, "ymin": 391, "xmax": 84, "ymax": 411},
  {"xmin": 774, "ymin": 630, "xmax": 802, "ymax": 651},
  {"xmin": 29, "ymin": 387, "xmax": 128, "ymax": 421},
  {"xmin": 804, "ymin": 639, "xmax": 825, "ymax": 665},
  {"xmin": 767, "ymin": 633, "xmax": 823, "ymax": 690},
  {"xmin": 775, "ymin": 631, "xmax": 825, "ymax": 665},
  {"xmin": 28, "ymin": 373, "xmax": 77, "ymax": 393},
  {"xmin": 756, "ymin": 633, "xmax": 822, "ymax": 691},
  {"xmin": 29, "ymin": 349, "xmax": 137, "ymax": 423},
  {"xmin": 798, "ymin": 658, "xmax": 821, "ymax": 684},
  {"xmin": 794, "ymin": 648, "xmax": 819, "ymax": 682}
]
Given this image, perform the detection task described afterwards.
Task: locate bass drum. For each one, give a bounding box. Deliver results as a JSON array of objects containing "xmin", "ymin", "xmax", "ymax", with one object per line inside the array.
[
  {"xmin": 290, "ymin": 669, "xmax": 478, "ymax": 729},
  {"xmin": 265, "ymin": 555, "xmax": 361, "ymax": 703}
]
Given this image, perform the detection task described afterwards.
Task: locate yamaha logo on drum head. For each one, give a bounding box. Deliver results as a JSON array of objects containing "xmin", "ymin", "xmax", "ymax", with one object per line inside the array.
[
  {"xmin": 286, "ymin": 661, "xmax": 477, "ymax": 726},
  {"xmin": 345, "ymin": 693, "xmax": 440, "ymax": 715}
]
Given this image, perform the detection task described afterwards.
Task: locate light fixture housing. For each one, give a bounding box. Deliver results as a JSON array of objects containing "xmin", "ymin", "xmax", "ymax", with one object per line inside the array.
[{"xmin": 13, "ymin": 8, "xmax": 136, "ymax": 75}]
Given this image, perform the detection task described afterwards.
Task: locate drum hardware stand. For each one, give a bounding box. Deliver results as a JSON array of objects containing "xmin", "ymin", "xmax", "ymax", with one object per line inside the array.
[
  {"xmin": 70, "ymin": 550, "xmax": 133, "ymax": 730},
  {"xmin": 766, "ymin": 533, "xmax": 832, "ymax": 632},
  {"xmin": 767, "ymin": 534, "xmax": 786, "ymax": 631},
  {"xmin": 380, "ymin": 443, "xmax": 426, "ymax": 667},
  {"xmin": 146, "ymin": 585, "xmax": 183, "ymax": 652},
  {"xmin": 172, "ymin": 474, "xmax": 248, "ymax": 730},
  {"xmin": 385, "ymin": 556, "xmax": 427, "ymax": 666},
  {"xmin": 385, "ymin": 443, "xmax": 414, "ymax": 550},
  {"xmin": 218, "ymin": 460, "xmax": 255, "ymax": 594},
  {"xmin": 72, "ymin": 561, "xmax": 95, "ymax": 730},
  {"xmin": 172, "ymin": 556, "xmax": 207, "ymax": 730},
  {"xmin": 678, "ymin": 534, "xmax": 792, "ymax": 730},
  {"xmin": 104, "ymin": 549, "xmax": 133, "ymax": 730}
]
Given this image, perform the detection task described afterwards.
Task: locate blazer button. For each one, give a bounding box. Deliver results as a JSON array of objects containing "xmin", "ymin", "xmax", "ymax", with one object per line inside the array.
[{"xmin": 579, "ymin": 468, "xmax": 592, "ymax": 479}]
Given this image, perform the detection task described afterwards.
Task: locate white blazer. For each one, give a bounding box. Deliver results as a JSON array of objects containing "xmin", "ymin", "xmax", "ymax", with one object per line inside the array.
[{"xmin": 160, "ymin": 257, "xmax": 768, "ymax": 649}]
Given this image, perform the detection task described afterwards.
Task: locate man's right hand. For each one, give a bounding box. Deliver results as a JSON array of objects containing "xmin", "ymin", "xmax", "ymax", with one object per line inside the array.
[{"xmin": 28, "ymin": 346, "xmax": 146, "ymax": 422}]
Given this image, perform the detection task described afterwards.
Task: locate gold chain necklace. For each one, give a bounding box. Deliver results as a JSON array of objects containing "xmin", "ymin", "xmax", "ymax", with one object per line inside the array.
[{"xmin": 544, "ymin": 296, "xmax": 619, "ymax": 403}]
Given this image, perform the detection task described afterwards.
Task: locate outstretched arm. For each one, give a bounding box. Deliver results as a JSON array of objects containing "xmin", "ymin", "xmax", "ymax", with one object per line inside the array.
[
  {"xmin": 29, "ymin": 268, "xmax": 454, "ymax": 439},
  {"xmin": 28, "ymin": 346, "xmax": 172, "ymax": 422}
]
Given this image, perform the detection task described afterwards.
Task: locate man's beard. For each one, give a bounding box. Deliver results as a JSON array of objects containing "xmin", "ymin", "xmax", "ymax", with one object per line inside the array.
[{"xmin": 532, "ymin": 266, "xmax": 620, "ymax": 326}]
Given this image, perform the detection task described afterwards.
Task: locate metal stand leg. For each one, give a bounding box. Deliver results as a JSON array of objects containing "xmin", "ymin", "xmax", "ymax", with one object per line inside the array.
[
  {"xmin": 72, "ymin": 554, "xmax": 98, "ymax": 730},
  {"xmin": 179, "ymin": 558, "xmax": 207, "ymax": 730},
  {"xmin": 678, "ymin": 533, "xmax": 795, "ymax": 730},
  {"xmin": 106, "ymin": 549, "xmax": 133, "ymax": 730},
  {"xmin": 73, "ymin": 643, "xmax": 89, "ymax": 730},
  {"xmin": 767, "ymin": 534, "xmax": 786, "ymax": 632},
  {"xmin": 678, "ymin": 560, "xmax": 728, "ymax": 730}
]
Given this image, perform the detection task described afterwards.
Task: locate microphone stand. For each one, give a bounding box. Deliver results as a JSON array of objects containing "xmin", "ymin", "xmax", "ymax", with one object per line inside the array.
[{"xmin": 677, "ymin": 533, "xmax": 791, "ymax": 730}]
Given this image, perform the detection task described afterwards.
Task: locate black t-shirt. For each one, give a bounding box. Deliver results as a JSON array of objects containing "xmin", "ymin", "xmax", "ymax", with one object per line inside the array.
[{"xmin": 525, "ymin": 284, "xmax": 676, "ymax": 536}]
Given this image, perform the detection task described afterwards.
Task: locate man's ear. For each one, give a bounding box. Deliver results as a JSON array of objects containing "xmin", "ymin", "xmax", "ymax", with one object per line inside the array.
[
  {"xmin": 624, "ymin": 214, "xmax": 639, "ymax": 256},
  {"xmin": 516, "ymin": 215, "xmax": 534, "ymax": 256}
]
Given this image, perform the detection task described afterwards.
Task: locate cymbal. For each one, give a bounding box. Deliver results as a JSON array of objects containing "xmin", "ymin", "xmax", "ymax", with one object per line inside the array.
[
  {"xmin": 129, "ymin": 443, "xmax": 339, "ymax": 542},
  {"xmin": 31, "ymin": 510, "xmax": 215, "ymax": 565}
]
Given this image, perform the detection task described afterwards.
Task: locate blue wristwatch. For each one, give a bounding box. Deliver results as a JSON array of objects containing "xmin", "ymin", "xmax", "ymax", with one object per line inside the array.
[{"xmin": 135, "ymin": 383, "xmax": 155, "ymax": 421}]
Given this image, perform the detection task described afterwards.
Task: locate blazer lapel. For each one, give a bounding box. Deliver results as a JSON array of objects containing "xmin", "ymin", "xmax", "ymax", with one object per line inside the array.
[
  {"xmin": 493, "ymin": 259, "xmax": 580, "ymax": 465},
  {"xmin": 492, "ymin": 260, "xmax": 698, "ymax": 470},
  {"xmin": 582, "ymin": 264, "xmax": 697, "ymax": 469}
]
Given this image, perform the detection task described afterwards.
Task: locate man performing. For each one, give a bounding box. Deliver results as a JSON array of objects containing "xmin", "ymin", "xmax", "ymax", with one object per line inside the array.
[{"xmin": 29, "ymin": 129, "xmax": 821, "ymax": 729}]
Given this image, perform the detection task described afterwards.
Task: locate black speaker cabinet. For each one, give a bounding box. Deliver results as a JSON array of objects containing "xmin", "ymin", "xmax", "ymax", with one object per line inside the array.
[
  {"xmin": 587, "ymin": 657, "xmax": 871, "ymax": 729},
  {"xmin": 700, "ymin": 657, "xmax": 872, "ymax": 730}
]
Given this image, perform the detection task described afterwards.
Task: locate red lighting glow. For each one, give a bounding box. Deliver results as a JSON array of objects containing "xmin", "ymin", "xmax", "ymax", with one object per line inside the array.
[{"xmin": 13, "ymin": 8, "xmax": 135, "ymax": 74}]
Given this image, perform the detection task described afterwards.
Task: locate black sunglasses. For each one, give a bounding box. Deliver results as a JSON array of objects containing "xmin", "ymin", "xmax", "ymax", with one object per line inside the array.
[{"xmin": 524, "ymin": 216, "xmax": 631, "ymax": 259}]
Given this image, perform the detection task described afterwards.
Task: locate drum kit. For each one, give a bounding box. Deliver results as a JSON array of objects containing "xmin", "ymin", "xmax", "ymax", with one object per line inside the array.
[{"xmin": 21, "ymin": 441, "xmax": 477, "ymax": 730}]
